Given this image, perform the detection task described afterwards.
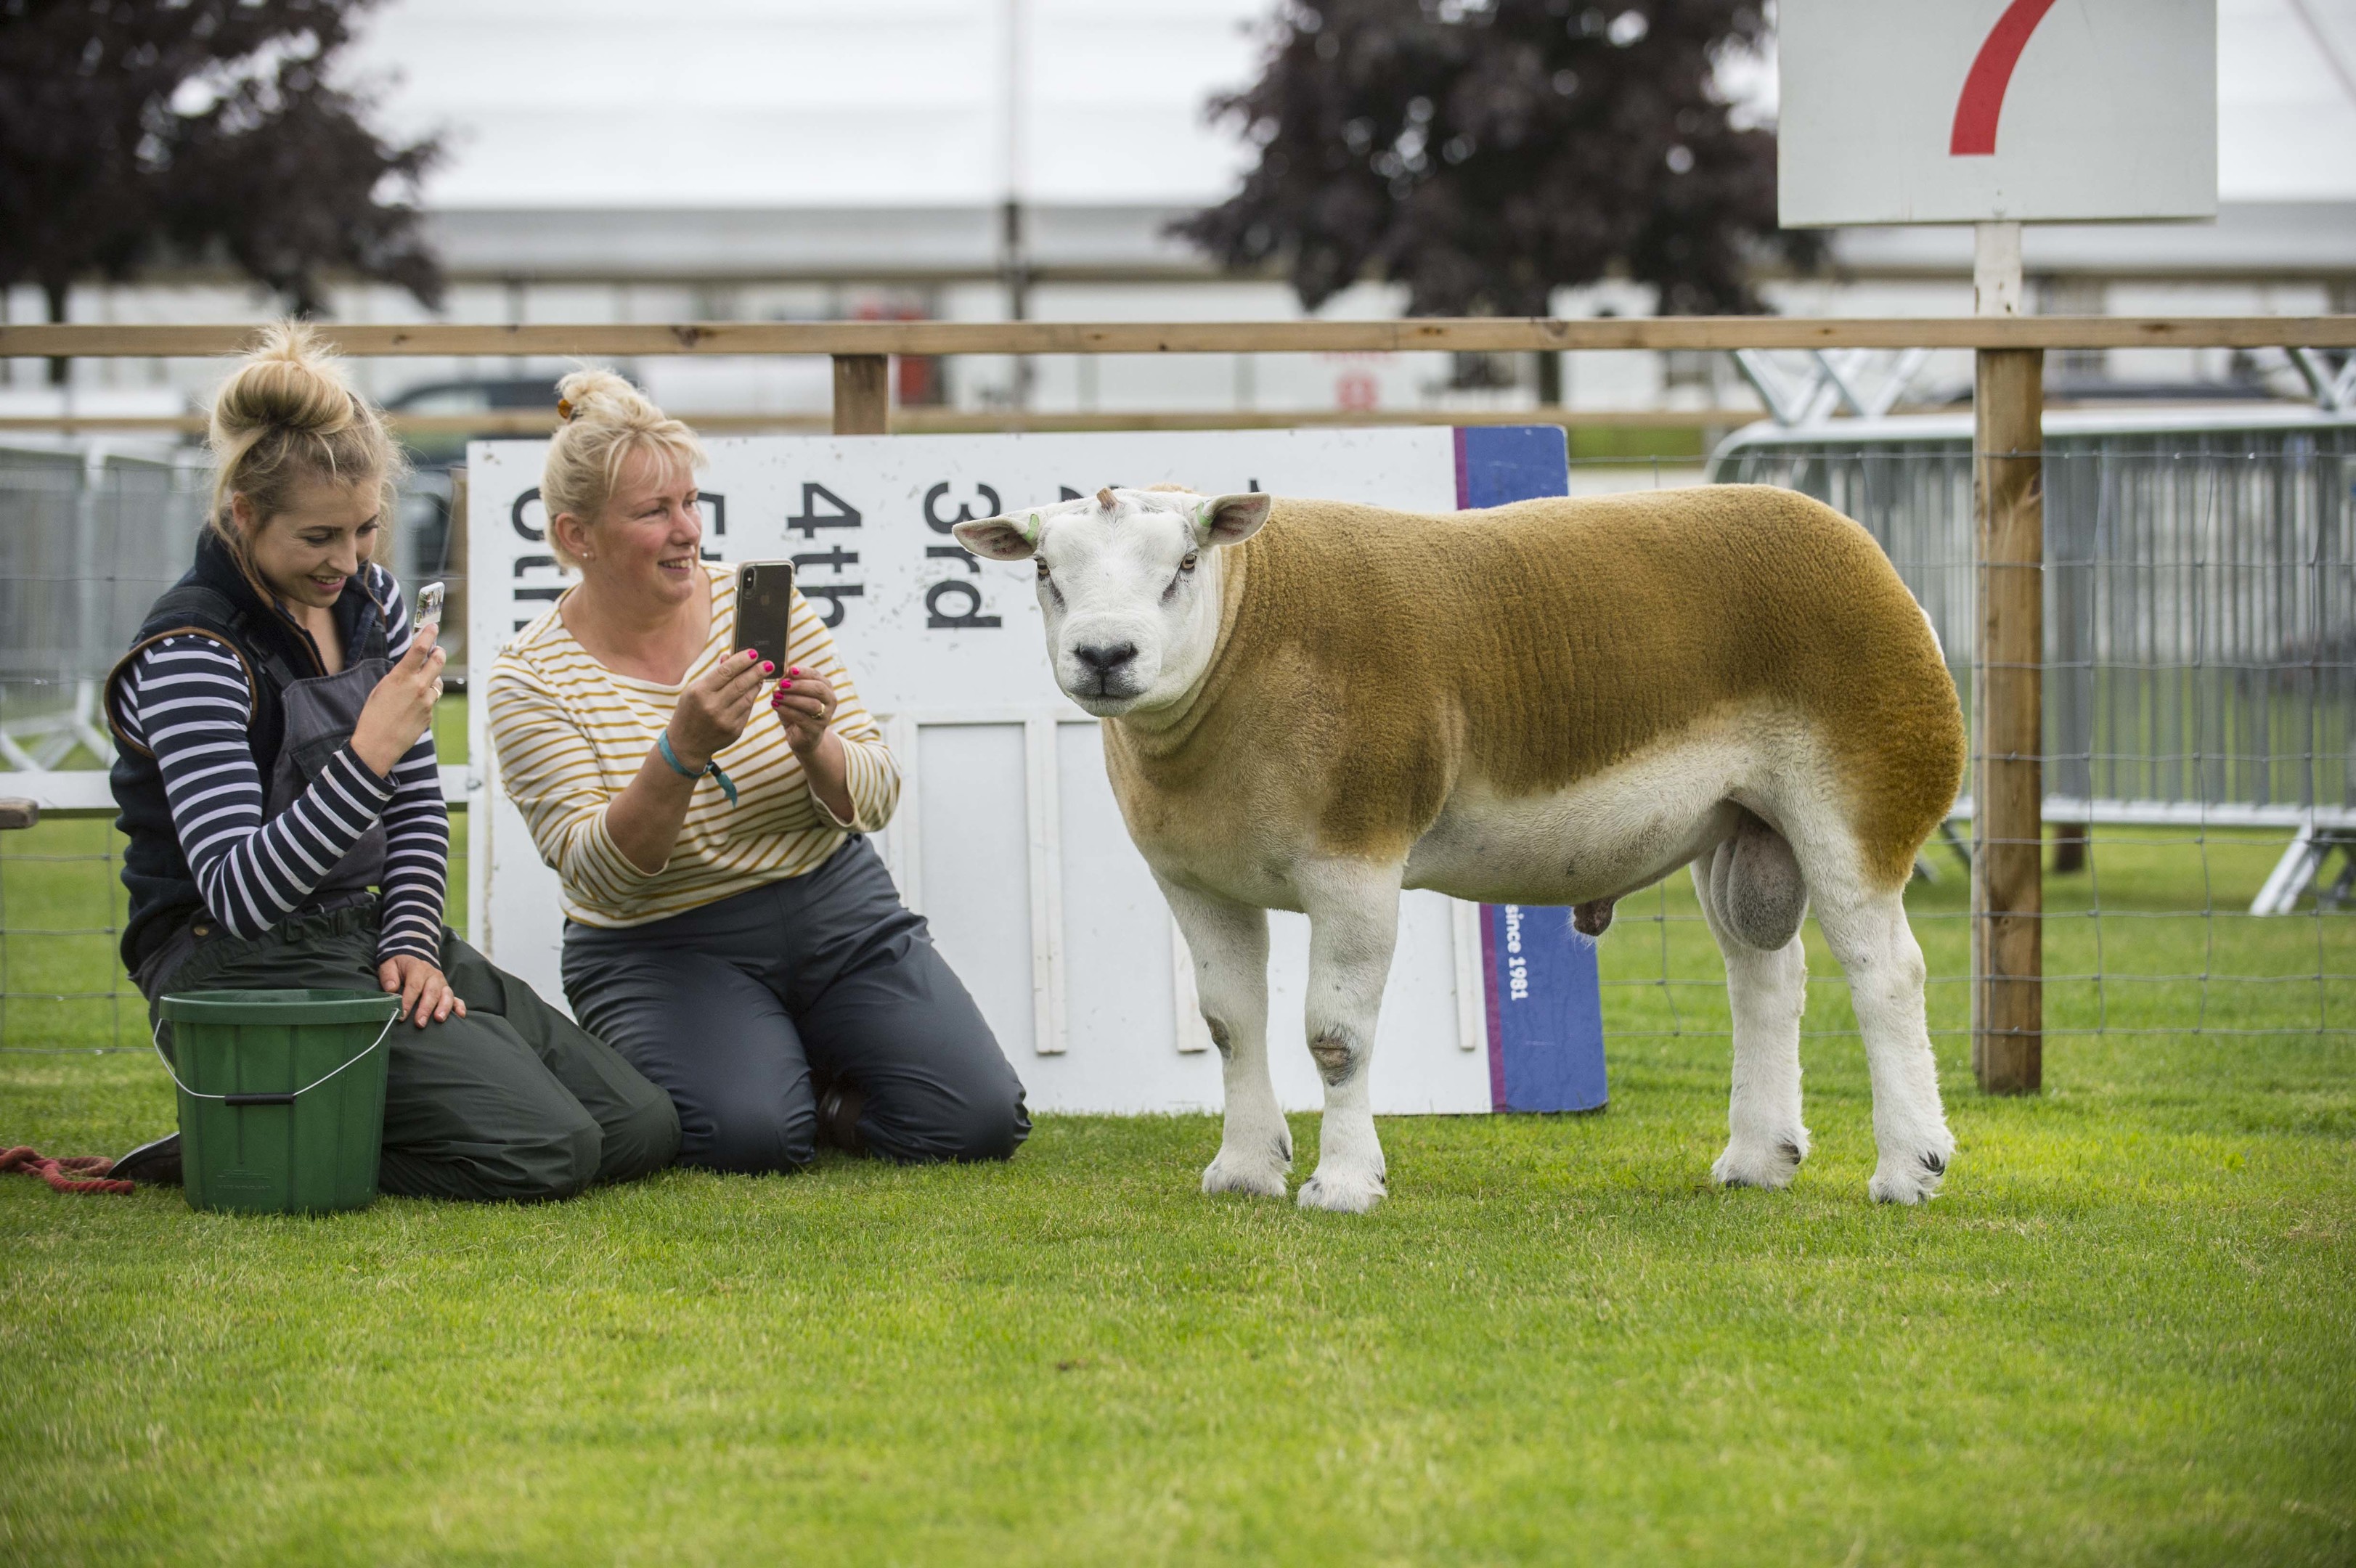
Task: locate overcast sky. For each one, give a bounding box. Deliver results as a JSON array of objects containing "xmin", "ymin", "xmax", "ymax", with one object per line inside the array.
[{"xmin": 349, "ymin": 0, "xmax": 2356, "ymax": 210}]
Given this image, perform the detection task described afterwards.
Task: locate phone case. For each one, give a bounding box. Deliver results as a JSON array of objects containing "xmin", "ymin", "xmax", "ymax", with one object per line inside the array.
[{"xmin": 735, "ymin": 561, "xmax": 797, "ymax": 671}]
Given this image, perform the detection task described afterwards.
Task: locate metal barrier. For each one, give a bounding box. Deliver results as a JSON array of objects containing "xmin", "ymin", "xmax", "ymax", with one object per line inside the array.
[
  {"xmin": 1708, "ymin": 406, "xmax": 2356, "ymax": 915},
  {"xmin": 0, "ymin": 442, "xmax": 462, "ymax": 791},
  {"xmin": 0, "ymin": 442, "xmax": 209, "ymax": 775}
]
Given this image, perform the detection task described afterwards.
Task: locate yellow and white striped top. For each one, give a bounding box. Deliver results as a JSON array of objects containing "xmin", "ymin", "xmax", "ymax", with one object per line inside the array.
[{"xmin": 485, "ymin": 563, "xmax": 900, "ymax": 928}]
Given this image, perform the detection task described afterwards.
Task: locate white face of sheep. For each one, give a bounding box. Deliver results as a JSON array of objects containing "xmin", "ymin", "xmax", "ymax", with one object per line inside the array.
[{"xmin": 953, "ymin": 487, "xmax": 1273, "ymax": 717}]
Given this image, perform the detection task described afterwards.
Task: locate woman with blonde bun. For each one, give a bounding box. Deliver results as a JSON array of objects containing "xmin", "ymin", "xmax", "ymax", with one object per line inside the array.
[
  {"xmin": 486, "ymin": 370, "xmax": 1027, "ymax": 1173},
  {"xmin": 103, "ymin": 324, "xmax": 679, "ymax": 1200}
]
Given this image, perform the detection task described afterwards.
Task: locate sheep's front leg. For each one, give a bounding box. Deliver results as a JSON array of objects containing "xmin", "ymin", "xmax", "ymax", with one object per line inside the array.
[
  {"xmin": 1295, "ymin": 860, "xmax": 1403, "ymax": 1214},
  {"xmin": 1159, "ymin": 878, "xmax": 1287, "ymax": 1198}
]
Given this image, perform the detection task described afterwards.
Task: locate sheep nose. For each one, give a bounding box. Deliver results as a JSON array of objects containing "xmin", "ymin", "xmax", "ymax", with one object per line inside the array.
[{"xmin": 1073, "ymin": 641, "xmax": 1138, "ymax": 674}]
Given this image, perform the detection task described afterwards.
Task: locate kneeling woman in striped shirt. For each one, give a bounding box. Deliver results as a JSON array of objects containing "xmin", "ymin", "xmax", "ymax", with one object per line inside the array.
[
  {"xmin": 486, "ymin": 373, "xmax": 1029, "ymax": 1172},
  {"xmin": 106, "ymin": 325, "xmax": 680, "ymax": 1201}
]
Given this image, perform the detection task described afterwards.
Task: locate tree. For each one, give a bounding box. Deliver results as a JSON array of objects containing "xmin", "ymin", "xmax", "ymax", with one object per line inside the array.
[
  {"xmin": 1175, "ymin": 0, "xmax": 1814, "ymax": 327},
  {"xmin": 0, "ymin": 0, "xmax": 443, "ymax": 379}
]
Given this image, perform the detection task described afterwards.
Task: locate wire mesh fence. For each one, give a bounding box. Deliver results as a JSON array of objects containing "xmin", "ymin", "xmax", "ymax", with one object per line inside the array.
[
  {"xmin": 1659, "ymin": 407, "xmax": 2356, "ymax": 1047},
  {"xmin": 0, "ymin": 736, "xmax": 473, "ymax": 1056},
  {"xmin": 4, "ymin": 418, "xmax": 2353, "ymax": 1055}
]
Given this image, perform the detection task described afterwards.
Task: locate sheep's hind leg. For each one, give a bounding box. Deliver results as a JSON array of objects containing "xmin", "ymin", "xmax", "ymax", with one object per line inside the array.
[
  {"xmin": 1159, "ymin": 878, "xmax": 1288, "ymax": 1199},
  {"xmin": 1692, "ymin": 838, "xmax": 1811, "ymax": 1192},
  {"xmin": 1294, "ymin": 859, "xmax": 1403, "ymax": 1214},
  {"xmin": 1811, "ymin": 881, "xmax": 1954, "ymax": 1204}
]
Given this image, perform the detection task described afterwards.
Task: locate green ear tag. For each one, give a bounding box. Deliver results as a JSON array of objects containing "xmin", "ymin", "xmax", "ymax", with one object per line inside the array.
[{"xmin": 1026, "ymin": 512, "xmax": 1042, "ymax": 540}]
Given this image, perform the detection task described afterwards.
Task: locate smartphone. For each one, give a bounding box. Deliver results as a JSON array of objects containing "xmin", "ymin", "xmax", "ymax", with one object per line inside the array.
[
  {"xmin": 414, "ymin": 581, "xmax": 445, "ymax": 633},
  {"xmin": 733, "ymin": 560, "xmax": 797, "ymax": 671}
]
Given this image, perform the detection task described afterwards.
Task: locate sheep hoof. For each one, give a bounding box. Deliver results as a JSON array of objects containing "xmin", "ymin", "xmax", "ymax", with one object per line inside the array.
[
  {"xmin": 1297, "ymin": 1165, "xmax": 1387, "ymax": 1214},
  {"xmin": 1202, "ymin": 1147, "xmax": 1290, "ymax": 1199},
  {"xmin": 1712, "ymin": 1132, "xmax": 1808, "ymax": 1191},
  {"xmin": 1869, "ymin": 1141, "xmax": 1954, "ymax": 1204}
]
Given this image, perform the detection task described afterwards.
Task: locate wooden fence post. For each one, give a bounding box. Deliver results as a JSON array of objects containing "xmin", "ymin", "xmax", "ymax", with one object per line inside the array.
[
  {"xmin": 832, "ymin": 354, "xmax": 890, "ymax": 435},
  {"xmin": 1971, "ymin": 344, "xmax": 2045, "ymax": 1094}
]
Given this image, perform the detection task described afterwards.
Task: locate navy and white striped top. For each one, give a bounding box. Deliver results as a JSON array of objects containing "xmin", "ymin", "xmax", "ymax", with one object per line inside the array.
[{"xmin": 110, "ymin": 564, "xmax": 449, "ymax": 965}]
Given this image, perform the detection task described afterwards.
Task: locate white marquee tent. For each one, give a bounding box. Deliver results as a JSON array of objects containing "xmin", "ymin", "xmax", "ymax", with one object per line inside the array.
[{"xmin": 351, "ymin": 0, "xmax": 2356, "ymax": 213}]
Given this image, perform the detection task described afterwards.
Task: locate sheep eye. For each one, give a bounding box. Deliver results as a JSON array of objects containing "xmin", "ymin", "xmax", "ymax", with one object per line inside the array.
[
  {"xmin": 1180, "ymin": 551, "xmax": 1199, "ymax": 572},
  {"xmin": 1035, "ymin": 559, "xmax": 1050, "ymax": 580}
]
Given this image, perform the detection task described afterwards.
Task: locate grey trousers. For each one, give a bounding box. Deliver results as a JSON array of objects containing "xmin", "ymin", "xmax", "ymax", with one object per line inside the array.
[{"xmin": 561, "ymin": 836, "xmax": 1030, "ymax": 1174}]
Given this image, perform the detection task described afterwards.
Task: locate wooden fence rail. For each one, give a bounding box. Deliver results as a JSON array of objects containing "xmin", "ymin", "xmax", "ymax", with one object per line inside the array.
[
  {"xmin": 9, "ymin": 314, "xmax": 2354, "ymax": 1093},
  {"xmin": 5, "ymin": 314, "xmax": 2354, "ymax": 362},
  {"xmin": 0, "ymin": 407, "xmax": 1768, "ymax": 438}
]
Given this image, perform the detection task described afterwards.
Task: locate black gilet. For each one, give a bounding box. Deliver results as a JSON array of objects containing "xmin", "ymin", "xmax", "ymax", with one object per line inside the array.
[{"xmin": 104, "ymin": 531, "xmax": 392, "ymax": 969}]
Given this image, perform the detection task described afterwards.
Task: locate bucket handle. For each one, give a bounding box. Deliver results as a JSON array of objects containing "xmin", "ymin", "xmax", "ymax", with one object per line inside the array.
[{"xmin": 150, "ymin": 1010, "xmax": 399, "ymax": 1104}]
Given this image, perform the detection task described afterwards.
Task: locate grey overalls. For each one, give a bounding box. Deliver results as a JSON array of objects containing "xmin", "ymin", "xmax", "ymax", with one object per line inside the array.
[{"xmin": 106, "ymin": 557, "xmax": 679, "ymax": 1203}]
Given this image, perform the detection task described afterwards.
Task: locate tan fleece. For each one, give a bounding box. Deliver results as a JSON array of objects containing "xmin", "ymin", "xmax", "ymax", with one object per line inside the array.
[{"xmin": 1101, "ymin": 483, "xmax": 1964, "ymax": 892}]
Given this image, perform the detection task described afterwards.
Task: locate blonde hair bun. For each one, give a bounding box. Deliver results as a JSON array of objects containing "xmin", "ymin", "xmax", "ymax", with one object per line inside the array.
[
  {"xmin": 209, "ymin": 322, "xmax": 358, "ymax": 446},
  {"xmin": 205, "ymin": 319, "xmax": 404, "ymax": 552},
  {"xmin": 554, "ymin": 367, "xmax": 659, "ymax": 428},
  {"xmin": 542, "ymin": 367, "xmax": 707, "ymax": 569}
]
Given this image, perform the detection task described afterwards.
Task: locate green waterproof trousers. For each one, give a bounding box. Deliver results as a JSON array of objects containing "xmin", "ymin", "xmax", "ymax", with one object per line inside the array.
[{"xmin": 154, "ymin": 905, "xmax": 680, "ymax": 1202}]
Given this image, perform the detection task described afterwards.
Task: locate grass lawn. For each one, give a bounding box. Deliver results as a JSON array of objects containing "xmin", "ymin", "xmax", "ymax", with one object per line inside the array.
[
  {"xmin": 4, "ymin": 1026, "xmax": 2352, "ymax": 1564},
  {"xmin": 4, "ymin": 725, "xmax": 2353, "ymax": 1561}
]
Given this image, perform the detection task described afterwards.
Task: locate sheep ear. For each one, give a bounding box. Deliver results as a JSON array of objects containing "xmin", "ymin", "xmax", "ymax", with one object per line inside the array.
[
  {"xmin": 1194, "ymin": 493, "xmax": 1271, "ymax": 547},
  {"xmin": 951, "ymin": 513, "xmax": 1041, "ymax": 560}
]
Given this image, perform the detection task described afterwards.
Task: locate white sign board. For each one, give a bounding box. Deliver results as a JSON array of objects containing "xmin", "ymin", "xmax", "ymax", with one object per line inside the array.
[
  {"xmin": 1777, "ymin": 0, "xmax": 2217, "ymax": 226},
  {"xmin": 468, "ymin": 430, "xmax": 1496, "ymax": 1115}
]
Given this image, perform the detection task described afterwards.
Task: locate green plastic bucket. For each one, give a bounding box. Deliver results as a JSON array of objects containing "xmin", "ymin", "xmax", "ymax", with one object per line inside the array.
[{"xmin": 157, "ymin": 989, "xmax": 399, "ymax": 1214}]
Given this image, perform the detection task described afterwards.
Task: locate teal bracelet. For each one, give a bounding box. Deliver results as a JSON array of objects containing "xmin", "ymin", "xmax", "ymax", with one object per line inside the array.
[{"xmin": 656, "ymin": 731, "xmax": 738, "ymax": 807}]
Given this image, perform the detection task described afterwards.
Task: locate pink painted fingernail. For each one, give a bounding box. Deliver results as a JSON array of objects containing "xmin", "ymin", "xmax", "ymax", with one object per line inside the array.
[
  {"xmin": 762, "ymin": 662, "xmax": 775, "ymax": 674},
  {"xmin": 788, "ymin": 666, "xmax": 801, "ymax": 675}
]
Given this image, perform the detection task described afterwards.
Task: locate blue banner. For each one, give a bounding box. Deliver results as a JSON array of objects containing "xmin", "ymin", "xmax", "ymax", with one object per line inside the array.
[{"xmin": 1453, "ymin": 425, "xmax": 1609, "ymax": 1114}]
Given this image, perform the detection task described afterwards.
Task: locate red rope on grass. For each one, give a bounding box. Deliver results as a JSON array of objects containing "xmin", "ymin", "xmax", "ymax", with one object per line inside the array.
[{"xmin": 0, "ymin": 1145, "xmax": 135, "ymax": 1195}]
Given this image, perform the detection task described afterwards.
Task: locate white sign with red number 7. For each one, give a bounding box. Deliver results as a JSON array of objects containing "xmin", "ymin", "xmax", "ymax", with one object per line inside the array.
[{"xmin": 1777, "ymin": 0, "xmax": 2217, "ymax": 226}]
